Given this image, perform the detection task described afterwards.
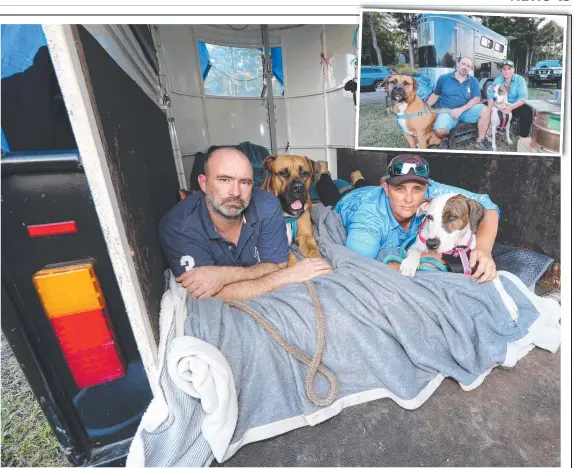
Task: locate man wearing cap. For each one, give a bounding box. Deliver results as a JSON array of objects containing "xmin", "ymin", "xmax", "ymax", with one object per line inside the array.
[
  {"xmin": 333, "ymin": 154, "xmax": 500, "ymax": 283},
  {"xmin": 426, "ymin": 56, "xmax": 492, "ymax": 151},
  {"xmin": 159, "ymin": 147, "xmax": 332, "ymax": 301},
  {"xmin": 485, "ymin": 60, "xmax": 532, "ymax": 144}
]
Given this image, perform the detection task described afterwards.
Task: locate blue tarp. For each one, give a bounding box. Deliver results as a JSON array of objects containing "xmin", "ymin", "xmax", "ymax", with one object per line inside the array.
[
  {"xmin": 414, "ymin": 73, "xmax": 434, "ymax": 101},
  {"xmin": 1, "ymin": 24, "xmax": 48, "ymax": 152},
  {"xmin": 197, "ymin": 41, "xmax": 211, "ymax": 80}
]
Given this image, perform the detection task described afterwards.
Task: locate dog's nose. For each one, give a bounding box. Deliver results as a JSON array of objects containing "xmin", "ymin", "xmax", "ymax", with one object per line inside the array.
[
  {"xmin": 426, "ymin": 238, "xmax": 441, "ymax": 251},
  {"xmin": 393, "ymin": 83, "xmax": 404, "ymax": 89},
  {"xmin": 290, "ymin": 181, "xmax": 306, "ymax": 195}
]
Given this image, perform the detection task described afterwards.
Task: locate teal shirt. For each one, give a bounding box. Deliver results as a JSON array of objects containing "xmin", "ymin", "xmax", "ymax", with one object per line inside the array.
[
  {"xmin": 487, "ymin": 74, "xmax": 529, "ymax": 105},
  {"xmin": 334, "ymin": 180, "xmax": 500, "ymax": 260}
]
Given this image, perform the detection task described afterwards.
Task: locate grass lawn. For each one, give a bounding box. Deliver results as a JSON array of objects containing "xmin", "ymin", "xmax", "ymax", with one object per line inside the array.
[
  {"xmin": 358, "ymin": 86, "xmax": 558, "ymax": 152},
  {"xmin": 1, "ymin": 334, "xmax": 68, "ymax": 467}
]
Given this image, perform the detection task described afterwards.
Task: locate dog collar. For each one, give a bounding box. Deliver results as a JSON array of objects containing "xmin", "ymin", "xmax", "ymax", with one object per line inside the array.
[
  {"xmin": 284, "ymin": 216, "xmax": 298, "ymax": 241},
  {"xmin": 444, "ymin": 233, "xmax": 474, "ymax": 276}
]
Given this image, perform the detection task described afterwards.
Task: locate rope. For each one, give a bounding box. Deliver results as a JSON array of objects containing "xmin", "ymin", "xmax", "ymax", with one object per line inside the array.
[
  {"xmin": 224, "ymin": 281, "xmax": 339, "ymax": 406},
  {"xmin": 209, "ymin": 64, "xmax": 264, "ymax": 82}
]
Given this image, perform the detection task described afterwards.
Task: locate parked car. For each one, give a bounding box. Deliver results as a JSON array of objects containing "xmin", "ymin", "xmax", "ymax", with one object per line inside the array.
[
  {"xmin": 528, "ymin": 60, "xmax": 562, "ymax": 88},
  {"xmin": 359, "ymin": 65, "xmax": 393, "ymax": 91}
]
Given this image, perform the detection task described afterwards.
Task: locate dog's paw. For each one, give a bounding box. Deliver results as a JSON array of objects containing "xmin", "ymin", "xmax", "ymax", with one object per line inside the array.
[
  {"xmin": 400, "ymin": 256, "xmax": 420, "ymax": 277},
  {"xmin": 507, "ymin": 139, "xmax": 513, "ymax": 146}
]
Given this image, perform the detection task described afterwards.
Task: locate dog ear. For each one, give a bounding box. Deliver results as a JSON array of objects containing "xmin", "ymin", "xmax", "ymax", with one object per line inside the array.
[
  {"xmin": 382, "ymin": 77, "xmax": 390, "ymax": 89},
  {"xmin": 467, "ymin": 199, "xmax": 485, "ymax": 233},
  {"xmin": 307, "ymin": 157, "xmax": 323, "ymax": 184},
  {"xmin": 417, "ymin": 197, "xmax": 433, "ymax": 216},
  {"xmin": 412, "ymin": 77, "xmax": 418, "ymax": 91},
  {"xmin": 262, "ymin": 155, "xmax": 277, "ymax": 173}
]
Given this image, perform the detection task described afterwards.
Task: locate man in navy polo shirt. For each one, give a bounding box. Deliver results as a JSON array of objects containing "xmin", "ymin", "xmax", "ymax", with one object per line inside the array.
[
  {"xmin": 159, "ymin": 147, "xmax": 332, "ymax": 301},
  {"xmin": 426, "ymin": 56, "xmax": 491, "ymax": 151}
]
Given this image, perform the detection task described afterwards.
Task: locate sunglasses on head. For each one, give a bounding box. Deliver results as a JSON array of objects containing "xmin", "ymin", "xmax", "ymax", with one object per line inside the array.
[{"xmin": 388, "ymin": 162, "xmax": 430, "ymax": 178}]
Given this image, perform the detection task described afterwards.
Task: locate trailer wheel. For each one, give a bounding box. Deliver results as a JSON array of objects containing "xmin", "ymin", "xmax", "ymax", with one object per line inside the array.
[
  {"xmin": 482, "ymin": 80, "xmax": 493, "ymax": 100},
  {"xmin": 374, "ymin": 80, "xmax": 385, "ymax": 92}
]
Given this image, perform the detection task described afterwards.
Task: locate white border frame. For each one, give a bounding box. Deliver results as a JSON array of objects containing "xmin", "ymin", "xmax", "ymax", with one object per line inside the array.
[{"xmin": 355, "ymin": 8, "xmax": 568, "ymax": 156}]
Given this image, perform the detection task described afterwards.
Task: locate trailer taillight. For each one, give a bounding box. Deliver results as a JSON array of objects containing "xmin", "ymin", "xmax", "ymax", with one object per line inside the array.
[
  {"xmin": 27, "ymin": 221, "xmax": 78, "ymax": 237},
  {"xmin": 33, "ymin": 263, "xmax": 126, "ymax": 388}
]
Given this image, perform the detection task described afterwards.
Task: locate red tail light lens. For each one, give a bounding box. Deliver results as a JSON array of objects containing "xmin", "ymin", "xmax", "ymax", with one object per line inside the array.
[{"xmin": 32, "ymin": 262, "xmax": 126, "ymax": 388}]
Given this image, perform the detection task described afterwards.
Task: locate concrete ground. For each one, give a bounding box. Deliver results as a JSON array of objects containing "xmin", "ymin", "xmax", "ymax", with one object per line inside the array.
[{"xmin": 215, "ymin": 347, "xmax": 560, "ymax": 467}]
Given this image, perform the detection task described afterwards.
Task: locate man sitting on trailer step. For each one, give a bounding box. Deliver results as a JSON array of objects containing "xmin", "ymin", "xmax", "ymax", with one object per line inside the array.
[
  {"xmin": 426, "ymin": 56, "xmax": 492, "ymax": 151},
  {"xmin": 159, "ymin": 147, "xmax": 332, "ymax": 301}
]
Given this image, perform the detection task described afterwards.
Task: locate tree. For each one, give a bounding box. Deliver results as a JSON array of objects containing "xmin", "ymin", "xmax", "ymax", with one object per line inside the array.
[
  {"xmin": 390, "ymin": 13, "xmax": 418, "ymax": 69},
  {"xmin": 361, "ymin": 12, "xmax": 403, "ymax": 66},
  {"xmin": 369, "ymin": 12, "xmax": 383, "ymax": 66}
]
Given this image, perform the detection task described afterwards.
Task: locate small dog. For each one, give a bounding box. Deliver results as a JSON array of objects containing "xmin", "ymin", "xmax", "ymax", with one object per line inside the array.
[
  {"xmin": 399, "ymin": 193, "xmax": 519, "ymax": 322},
  {"xmin": 489, "ymin": 84, "xmax": 513, "ymax": 151},
  {"xmin": 400, "ymin": 194, "xmax": 485, "ymax": 278},
  {"xmin": 383, "ymin": 75, "xmax": 442, "ymax": 149},
  {"xmin": 261, "ymin": 155, "xmax": 322, "ymax": 265}
]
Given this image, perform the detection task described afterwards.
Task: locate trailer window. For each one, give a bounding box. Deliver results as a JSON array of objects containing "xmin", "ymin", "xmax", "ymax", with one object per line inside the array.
[
  {"xmin": 480, "ymin": 37, "xmax": 493, "ymax": 49},
  {"xmin": 418, "ymin": 21, "xmax": 434, "ymax": 47},
  {"xmin": 494, "ymin": 42, "xmax": 504, "ymax": 53},
  {"xmin": 198, "ymin": 42, "xmax": 284, "ymax": 97}
]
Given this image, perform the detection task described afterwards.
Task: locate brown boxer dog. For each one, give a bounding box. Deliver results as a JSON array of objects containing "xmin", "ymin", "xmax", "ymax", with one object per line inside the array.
[
  {"xmin": 383, "ymin": 75, "xmax": 442, "ymax": 149},
  {"xmin": 261, "ymin": 155, "xmax": 322, "ymax": 265}
]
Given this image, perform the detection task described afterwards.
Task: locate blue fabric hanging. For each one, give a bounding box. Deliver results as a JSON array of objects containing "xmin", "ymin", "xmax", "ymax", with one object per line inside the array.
[
  {"xmin": 197, "ymin": 41, "xmax": 211, "ymax": 80},
  {"xmin": 1, "ymin": 24, "xmax": 47, "ymax": 79},
  {"xmin": 258, "ymin": 46, "xmax": 284, "ymax": 95},
  {"xmin": 1, "ymin": 24, "xmax": 48, "ymax": 152},
  {"xmin": 270, "ymin": 47, "xmax": 284, "ymax": 87}
]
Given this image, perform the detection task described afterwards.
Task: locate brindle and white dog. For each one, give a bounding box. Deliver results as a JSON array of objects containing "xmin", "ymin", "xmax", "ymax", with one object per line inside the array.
[
  {"xmin": 400, "ymin": 193, "xmax": 485, "ymax": 277},
  {"xmin": 489, "ymin": 84, "xmax": 514, "ymax": 151},
  {"xmin": 400, "ymin": 193, "xmax": 519, "ymax": 321},
  {"xmin": 262, "ymin": 155, "xmax": 322, "ymax": 265}
]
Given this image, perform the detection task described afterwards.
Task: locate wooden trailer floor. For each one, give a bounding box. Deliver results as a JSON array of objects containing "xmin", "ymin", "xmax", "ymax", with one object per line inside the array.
[{"xmin": 215, "ymin": 347, "xmax": 560, "ymax": 467}]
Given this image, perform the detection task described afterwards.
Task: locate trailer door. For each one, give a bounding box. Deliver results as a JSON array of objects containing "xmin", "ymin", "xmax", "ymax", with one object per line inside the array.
[
  {"xmin": 43, "ymin": 24, "xmax": 181, "ymax": 388},
  {"xmin": 456, "ymin": 22, "xmax": 475, "ymax": 72}
]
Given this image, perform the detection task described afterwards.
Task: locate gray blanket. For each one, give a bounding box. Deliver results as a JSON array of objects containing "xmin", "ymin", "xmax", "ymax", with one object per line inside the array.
[{"xmin": 128, "ymin": 205, "xmax": 561, "ymax": 467}]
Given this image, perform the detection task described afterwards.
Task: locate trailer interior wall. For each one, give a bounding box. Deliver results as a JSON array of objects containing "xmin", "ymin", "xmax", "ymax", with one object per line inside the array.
[{"xmin": 157, "ymin": 24, "xmax": 357, "ymax": 182}]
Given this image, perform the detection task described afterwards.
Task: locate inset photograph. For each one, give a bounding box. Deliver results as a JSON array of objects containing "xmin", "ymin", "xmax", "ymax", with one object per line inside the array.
[{"xmin": 357, "ymin": 10, "xmax": 567, "ymax": 155}]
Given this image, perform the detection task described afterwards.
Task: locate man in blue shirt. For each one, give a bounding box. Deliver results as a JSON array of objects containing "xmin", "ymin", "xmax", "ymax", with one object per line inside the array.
[
  {"xmin": 334, "ymin": 154, "xmax": 499, "ymax": 283},
  {"xmin": 426, "ymin": 56, "xmax": 492, "ymax": 151},
  {"xmin": 159, "ymin": 147, "xmax": 332, "ymax": 301}
]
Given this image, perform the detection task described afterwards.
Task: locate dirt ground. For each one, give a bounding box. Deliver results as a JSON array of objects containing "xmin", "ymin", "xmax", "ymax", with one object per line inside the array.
[{"xmin": 357, "ymin": 86, "xmax": 558, "ymax": 151}]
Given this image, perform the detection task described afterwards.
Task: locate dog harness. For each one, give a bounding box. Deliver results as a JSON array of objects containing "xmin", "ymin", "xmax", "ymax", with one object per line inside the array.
[
  {"xmin": 496, "ymin": 110, "xmax": 510, "ymax": 132},
  {"xmin": 284, "ymin": 216, "xmax": 298, "ymax": 245},
  {"xmin": 394, "ymin": 104, "xmax": 432, "ymax": 135},
  {"xmin": 417, "ymin": 217, "xmax": 474, "ymax": 276}
]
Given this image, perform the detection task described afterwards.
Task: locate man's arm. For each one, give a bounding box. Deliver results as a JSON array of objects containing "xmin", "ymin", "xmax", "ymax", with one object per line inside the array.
[
  {"xmin": 452, "ymin": 96, "xmax": 480, "ymax": 117},
  {"xmin": 176, "ymin": 262, "xmax": 285, "ymax": 298},
  {"xmin": 426, "ymin": 93, "xmax": 440, "ymax": 108},
  {"xmin": 214, "ymin": 258, "xmax": 332, "ymax": 301}
]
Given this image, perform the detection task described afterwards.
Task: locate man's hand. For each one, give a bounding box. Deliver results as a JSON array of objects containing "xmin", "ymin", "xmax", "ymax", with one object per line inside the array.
[
  {"xmin": 177, "ymin": 266, "xmax": 228, "ymax": 298},
  {"xmin": 469, "ymin": 248, "xmax": 497, "ymax": 284},
  {"xmin": 450, "ymin": 107, "xmax": 464, "ymax": 119},
  {"xmin": 277, "ymin": 258, "xmax": 333, "ymax": 284}
]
